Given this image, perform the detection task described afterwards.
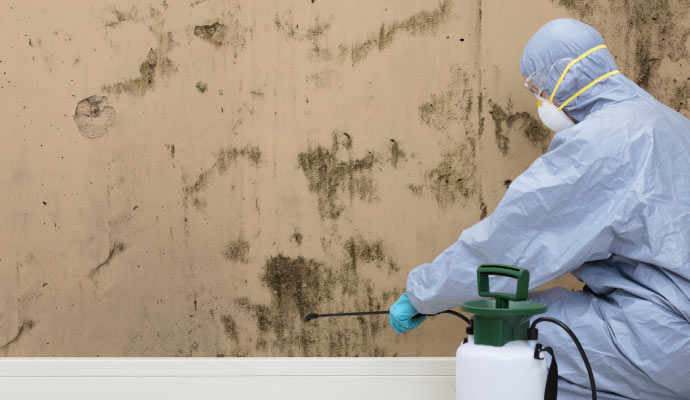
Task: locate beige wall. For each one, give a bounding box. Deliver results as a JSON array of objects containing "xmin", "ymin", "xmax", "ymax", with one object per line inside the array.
[{"xmin": 1, "ymin": 0, "xmax": 688, "ymax": 356}]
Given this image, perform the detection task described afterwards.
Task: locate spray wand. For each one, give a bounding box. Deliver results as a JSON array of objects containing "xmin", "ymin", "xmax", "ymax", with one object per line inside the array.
[{"xmin": 305, "ymin": 309, "xmax": 472, "ymax": 325}]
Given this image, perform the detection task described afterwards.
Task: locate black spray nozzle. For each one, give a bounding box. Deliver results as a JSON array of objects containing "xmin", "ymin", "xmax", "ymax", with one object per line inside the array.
[{"xmin": 305, "ymin": 309, "xmax": 471, "ymax": 325}]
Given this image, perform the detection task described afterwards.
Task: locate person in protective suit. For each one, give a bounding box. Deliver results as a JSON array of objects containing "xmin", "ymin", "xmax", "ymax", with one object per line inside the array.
[{"xmin": 390, "ymin": 18, "xmax": 690, "ymax": 400}]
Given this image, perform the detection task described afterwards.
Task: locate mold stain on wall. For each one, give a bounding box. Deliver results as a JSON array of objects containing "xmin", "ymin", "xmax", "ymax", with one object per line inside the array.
[
  {"xmin": 103, "ymin": 32, "xmax": 176, "ymax": 96},
  {"xmin": 489, "ymin": 99, "xmax": 550, "ymax": 154},
  {"xmin": 89, "ymin": 241, "xmax": 126, "ymax": 278},
  {"xmin": 410, "ymin": 139, "xmax": 477, "ymax": 209},
  {"xmin": 553, "ymin": 0, "xmax": 690, "ymax": 112},
  {"xmin": 183, "ymin": 145, "xmax": 262, "ymax": 210},
  {"xmin": 297, "ymin": 132, "xmax": 378, "ymax": 219},
  {"xmin": 388, "ymin": 139, "xmax": 406, "ymax": 168},
  {"xmin": 419, "ymin": 66, "xmax": 473, "ymax": 131},
  {"xmin": 1, "ymin": 320, "xmax": 35, "ymax": 352},
  {"xmin": 235, "ymin": 249, "xmax": 400, "ymax": 356},
  {"xmin": 350, "ymin": 0, "xmax": 453, "ymax": 64},
  {"xmin": 274, "ymin": 1, "xmax": 452, "ymax": 65},
  {"xmin": 223, "ymin": 238, "xmax": 250, "ymax": 263}
]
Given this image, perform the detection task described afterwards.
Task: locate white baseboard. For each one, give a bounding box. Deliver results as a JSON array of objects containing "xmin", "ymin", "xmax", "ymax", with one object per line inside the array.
[{"xmin": 0, "ymin": 357, "xmax": 455, "ymax": 399}]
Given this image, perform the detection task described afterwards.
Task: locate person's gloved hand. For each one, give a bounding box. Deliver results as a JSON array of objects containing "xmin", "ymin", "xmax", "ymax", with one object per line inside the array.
[{"xmin": 389, "ymin": 293, "xmax": 426, "ymax": 334}]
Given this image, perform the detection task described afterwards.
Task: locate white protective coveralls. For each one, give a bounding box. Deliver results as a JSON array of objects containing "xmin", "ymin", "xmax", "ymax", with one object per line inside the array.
[{"xmin": 406, "ymin": 18, "xmax": 690, "ymax": 399}]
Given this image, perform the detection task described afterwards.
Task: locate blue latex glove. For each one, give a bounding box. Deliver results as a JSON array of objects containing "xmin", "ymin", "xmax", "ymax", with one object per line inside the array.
[{"xmin": 389, "ymin": 293, "xmax": 426, "ymax": 334}]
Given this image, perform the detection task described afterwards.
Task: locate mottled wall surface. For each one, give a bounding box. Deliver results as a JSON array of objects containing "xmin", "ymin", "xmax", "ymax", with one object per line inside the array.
[{"xmin": 0, "ymin": 0, "xmax": 688, "ymax": 356}]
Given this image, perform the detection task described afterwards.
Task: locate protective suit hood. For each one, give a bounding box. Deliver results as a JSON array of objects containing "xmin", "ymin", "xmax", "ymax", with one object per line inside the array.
[{"xmin": 520, "ymin": 18, "xmax": 649, "ymax": 122}]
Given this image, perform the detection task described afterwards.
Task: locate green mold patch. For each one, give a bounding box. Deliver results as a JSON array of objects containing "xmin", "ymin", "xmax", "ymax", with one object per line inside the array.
[
  {"xmin": 184, "ymin": 145, "xmax": 262, "ymax": 196},
  {"xmin": 419, "ymin": 66, "xmax": 473, "ymax": 131},
  {"xmin": 297, "ymin": 132, "xmax": 378, "ymax": 219},
  {"xmin": 233, "ymin": 248, "xmax": 402, "ymax": 356},
  {"xmin": 183, "ymin": 145, "xmax": 262, "ymax": 210},
  {"xmin": 341, "ymin": 236, "xmax": 399, "ymax": 294},
  {"xmin": 489, "ymin": 100, "xmax": 550, "ymax": 155},
  {"xmin": 350, "ymin": 0, "xmax": 452, "ymax": 64},
  {"xmin": 553, "ymin": 0, "xmax": 690, "ymax": 94},
  {"xmin": 274, "ymin": 13, "xmax": 334, "ymax": 62},
  {"xmin": 103, "ymin": 32, "xmax": 176, "ymax": 96},
  {"xmin": 223, "ymin": 238, "xmax": 250, "ymax": 263},
  {"xmin": 220, "ymin": 314, "xmax": 239, "ymax": 341},
  {"xmin": 104, "ymin": 7, "xmax": 138, "ymax": 27},
  {"xmin": 388, "ymin": 139, "xmax": 406, "ymax": 168},
  {"xmin": 194, "ymin": 22, "xmax": 225, "ymax": 46},
  {"xmin": 234, "ymin": 255, "xmax": 336, "ymax": 355},
  {"xmin": 409, "ymin": 139, "xmax": 477, "ymax": 209},
  {"xmin": 262, "ymin": 255, "xmax": 334, "ymax": 320}
]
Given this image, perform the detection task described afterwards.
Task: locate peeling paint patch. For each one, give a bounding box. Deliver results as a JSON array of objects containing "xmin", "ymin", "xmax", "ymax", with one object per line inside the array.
[
  {"xmin": 103, "ymin": 32, "xmax": 176, "ymax": 96},
  {"xmin": 1, "ymin": 320, "xmax": 35, "ymax": 351},
  {"xmin": 89, "ymin": 242, "xmax": 126, "ymax": 278},
  {"xmin": 74, "ymin": 95, "xmax": 116, "ymax": 139},
  {"xmin": 297, "ymin": 132, "xmax": 378, "ymax": 219},
  {"xmin": 223, "ymin": 238, "xmax": 250, "ymax": 263},
  {"xmin": 350, "ymin": 0, "xmax": 452, "ymax": 64},
  {"xmin": 194, "ymin": 22, "xmax": 225, "ymax": 46}
]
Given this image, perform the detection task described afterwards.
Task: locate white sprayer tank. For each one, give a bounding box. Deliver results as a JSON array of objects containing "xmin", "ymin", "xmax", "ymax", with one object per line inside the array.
[
  {"xmin": 456, "ymin": 265, "xmax": 550, "ymax": 400},
  {"xmin": 456, "ymin": 336, "xmax": 547, "ymax": 399}
]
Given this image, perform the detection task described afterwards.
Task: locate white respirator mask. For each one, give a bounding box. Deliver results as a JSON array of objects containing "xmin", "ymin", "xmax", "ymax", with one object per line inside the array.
[
  {"xmin": 535, "ymin": 94, "xmax": 575, "ymax": 132},
  {"xmin": 524, "ymin": 44, "xmax": 621, "ymax": 133}
]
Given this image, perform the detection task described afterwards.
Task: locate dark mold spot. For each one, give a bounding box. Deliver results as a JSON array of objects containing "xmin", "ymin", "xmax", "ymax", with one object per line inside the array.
[
  {"xmin": 350, "ymin": 0, "xmax": 452, "ymax": 64},
  {"xmin": 489, "ymin": 100, "xmax": 550, "ymax": 154},
  {"xmin": 196, "ymin": 81, "xmax": 208, "ymax": 92},
  {"xmin": 1, "ymin": 320, "xmax": 35, "ymax": 351},
  {"xmin": 103, "ymin": 32, "xmax": 176, "ymax": 96},
  {"xmin": 341, "ymin": 236, "xmax": 399, "ymax": 294},
  {"xmin": 297, "ymin": 132, "xmax": 378, "ymax": 219},
  {"xmin": 410, "ymin": 139, "xmax": 477, "ymax": 209},
  {"xmin": 220, "ymin": 314, "xmax": 239, "ymax": 341},
  {"xmin": 89, "ymin": 242, "xmax": 126, "ymax": 278},
  {"xmin": 183, "ymin": 145, "xmax": 262, "ymax": 208},
  {"xmin": 223, "ymin": 238, "xmax": 250, "ymax": 263},
  {"xmin": 479, "ymin": 195, "xmax": 488, "ymax": 220},
  {"xmin": 74, "ymin": 95, "xmax": 116, "ymax": 139},
  {"xmin": 504, "ymin": 179, "xmax": 513, "ymax": 188},
  {"xmin": 388, "ymin": 139, "xmax": 406, "ymax": 168},
  {"xmin": 104, "ymin": 7, "xmax": 138, "ymax": 27},
  {"xmin": 419, "ymin": 66, "xmax": 472, "ymax": 131},
  {"xmin": 194, "ymin": 22, "xmax": 225, "ymax": 46},
  {"xmin": 291, "ymin": 230, "xmax": 303, "ymax": 246}
]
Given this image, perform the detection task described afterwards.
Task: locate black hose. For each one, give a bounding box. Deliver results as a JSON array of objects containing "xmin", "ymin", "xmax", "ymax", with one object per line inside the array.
[
  {"xmin": 305, "ymin": 309, "xmax": 471, "ymax": 325},
  {"xmin": 531, "ymin": 317, "xmax": 597, "ymax": 400}
]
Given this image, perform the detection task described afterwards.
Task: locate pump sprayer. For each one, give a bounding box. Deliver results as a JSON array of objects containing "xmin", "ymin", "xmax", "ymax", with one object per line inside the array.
[{"xmin": 306, "ymin": 264, "xmax": 597, "ymax": 400}]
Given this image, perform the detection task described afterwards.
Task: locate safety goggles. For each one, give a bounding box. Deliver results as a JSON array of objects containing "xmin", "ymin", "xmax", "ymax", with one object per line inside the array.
[{"xmin": 523, "ymin": 44, "xmax": 620, "ymax": 111}]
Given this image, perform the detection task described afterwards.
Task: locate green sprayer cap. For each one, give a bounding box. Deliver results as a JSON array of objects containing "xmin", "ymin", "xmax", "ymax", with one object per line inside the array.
[{"xmin": 460, "ymin": 264, "xmax": 547, "ymax": 347}]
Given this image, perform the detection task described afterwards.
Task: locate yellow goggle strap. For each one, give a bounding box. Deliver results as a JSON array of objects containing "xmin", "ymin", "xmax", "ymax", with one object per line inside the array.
[
  {"xmin": 558, "ymin": 70, "xmax": 620, "ymax": 111},
  {"xmin": 549, "ymin": 44, "xmax": 608, "ymax": 105}
]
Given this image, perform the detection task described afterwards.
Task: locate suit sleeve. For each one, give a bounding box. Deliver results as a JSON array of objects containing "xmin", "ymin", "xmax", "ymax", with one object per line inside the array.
[{"xmin": 406, "ymin": 131, "xmax": 635, "ymax": 314}]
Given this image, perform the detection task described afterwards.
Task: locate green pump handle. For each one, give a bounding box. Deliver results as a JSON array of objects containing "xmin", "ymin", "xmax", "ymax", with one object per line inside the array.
[{"xmin": 477, "ymin": 264, "xmax": 530, "ymax": 309}]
